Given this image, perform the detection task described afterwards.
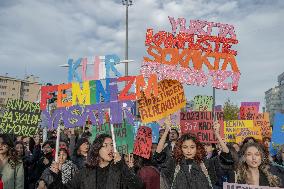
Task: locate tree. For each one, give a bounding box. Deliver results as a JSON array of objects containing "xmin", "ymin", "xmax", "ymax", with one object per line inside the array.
[{"xmin": 223, "ymin": 99, "xmax": 239, "ymax": 121}]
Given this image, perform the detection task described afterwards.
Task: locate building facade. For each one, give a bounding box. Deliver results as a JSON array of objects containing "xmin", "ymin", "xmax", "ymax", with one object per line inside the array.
[
  {"xmin": 0, "ymin": 75, "xmax": 41, "ymax": 107},
  {"xmin": 265, "ymin": 71, "xmax": 284, "ymax": 123}
]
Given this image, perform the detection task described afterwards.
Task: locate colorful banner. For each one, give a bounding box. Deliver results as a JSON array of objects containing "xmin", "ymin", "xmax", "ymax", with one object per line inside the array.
[
  {"xmin": 91, "ymin": 121, "xmax": 134, "ymax": 154},
  {"xmin": 254, "ymin": 113, "xmax": 272, "ymax": 138},
  {"xmin": 138, "ymin": 80, "xmax": 186, "ymax": 123},
  {"xmin": 241, "ymin": 102, "xmax": 260, "ymax": 112},
  {"xmin": 133, "ymin": 126, "xmax": 152, "ymax": 159},
  {"xmin": 235, "ymin": 127, "xmax": 262, "ymax": 144},
  {"xmin": 224, "ymin": 120, "xmax": 254, "ymax": 142},
  {"xmin": 0, "ymin": 99, "xmax": 41, "ymax": 137},
  {"xmin": 223, "ymin": 182, "xmax": 281, "ymax": 189},
  {"xmin": 180, "ymin": 111, "xmax": 224, "ymax": 143},
  {"xmin": 270, "ymin": 113, "xmax": 284, "ymax": 156},
  {"xmin": 193, "ymin": 95, "xmax": 213, "ymax": 111},
  {"xmin": 240, "ymin": 106, "xmax": 258, "ymax": 120}
]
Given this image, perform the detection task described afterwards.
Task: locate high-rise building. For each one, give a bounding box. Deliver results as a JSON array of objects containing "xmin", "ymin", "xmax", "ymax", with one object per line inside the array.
[
  {"xmin": 0, "ymin": 75, "xmax": 41, "ymax": 107},
  {"xmin": 265, "ymin": 71, "xmax": 284, "ymax": 123}
]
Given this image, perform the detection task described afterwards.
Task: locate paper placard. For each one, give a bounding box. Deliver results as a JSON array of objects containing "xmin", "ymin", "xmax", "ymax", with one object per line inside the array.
[
  {"xmin": 138, "ymin": 80, "xmax": 186, "ymax": 123},
  {"xmin": 180, "ymin": 111, "xmax": 224, "ymax": 143},
  {"xmin": 0, "ymin": 99, "xmax": 41, "ymax": 137},
  {"xmin": 133, "ymin": 126, "xmax": 152, "ymax": 159}
]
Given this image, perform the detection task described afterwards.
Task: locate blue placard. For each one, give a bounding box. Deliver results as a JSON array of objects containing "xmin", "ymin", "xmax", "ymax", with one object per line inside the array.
[{"xmin": 270, "ymin": 112, "xmax": 284, "ymax": 156}]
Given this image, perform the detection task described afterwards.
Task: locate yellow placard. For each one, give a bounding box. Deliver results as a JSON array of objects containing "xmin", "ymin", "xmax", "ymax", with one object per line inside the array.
[
  {"xmin": 138, "ymin": 80, "xmax": 186, "ymax": 123},
  {"xmin": 224, "ymin": 120, "xmax": 254, "ymax": 142},
  {"xmin": 235, "ymin": 127, "xmax": 262, "ymax": 144}
]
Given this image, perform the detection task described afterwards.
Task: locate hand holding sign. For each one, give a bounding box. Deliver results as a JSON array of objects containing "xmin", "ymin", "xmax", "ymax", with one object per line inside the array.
[
  {"xmin": 213, "ymin": 121, "xmax": 221, "ymax": 135},
  {"xmin": 164, "ymin": 116, "xmax": 171, "ymax": 132},
  {"xmin": 113, "ymin": 152, "xmax": 121, "ymax": 164}
]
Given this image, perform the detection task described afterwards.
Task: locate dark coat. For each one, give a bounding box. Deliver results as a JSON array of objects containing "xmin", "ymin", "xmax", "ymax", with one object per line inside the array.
[
  {"xmin": 49, "ymin": 160, "xmax": 144, "ymax": 189},
  {"xmin": 160, "ymin": 157, "xmax": 212, "ymax": 189}
]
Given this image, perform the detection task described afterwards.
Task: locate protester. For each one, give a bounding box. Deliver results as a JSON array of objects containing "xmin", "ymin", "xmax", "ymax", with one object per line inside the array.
[
  {"xmin": 0, "ymin": 134, "xmax": 24, "ymax": 189},
  {"xmin": 72, "ymin": 137, "xmax": 89, "ymax": 170},
  {"xmin": 37, "ymin": 147, "xmax": 78, "ymax": 188},
  {"xmin": 47, "ymin": 134, "xmax": 144, "ymax": 189},
  {"xmin": 156, "ymin": 121, "xmax": 230, "ymax": 189},
  {"xmin": 133, "ymin": 154, "xmax": 160, "ymax": 189},
  {"xmin": 236, "ymin": 142, "xmax": 283, "ymax": 187}
]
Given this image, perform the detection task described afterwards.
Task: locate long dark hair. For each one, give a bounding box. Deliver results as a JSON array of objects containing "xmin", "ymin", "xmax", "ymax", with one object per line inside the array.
[
  {"xmin": 173, "ymin": 133, "xmax": 205, "ymax": 164},
  {"xmin": 237, "ymin": 142, "xmax": 280, "ymax": 187},
  {"xmin": 86, "ymin": 134, "xmax": 112, "ymax": 169},
  {"xmin": 0, "ymin": 134, "xmax": 21, "ymax": 168}
]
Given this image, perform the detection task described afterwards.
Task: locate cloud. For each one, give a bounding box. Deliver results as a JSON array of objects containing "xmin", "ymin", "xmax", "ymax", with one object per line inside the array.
[{"xmin": 0, "ymin": 0, "xmax": 283, "ymax": 108}]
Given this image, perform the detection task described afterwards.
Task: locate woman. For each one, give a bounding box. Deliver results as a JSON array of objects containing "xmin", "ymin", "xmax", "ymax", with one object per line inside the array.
[
  {"xmin": 38, "ymin": 147, "xmax": 78, "ymax": 188},
  {"xmin": 72, "ymin": 137, "xmax": 89, "ymax": 170},
  {"xmin": 156, "ymin": 121, "xmax": 229, "ymax": 189},
  {"xmin": 236, "ymin": 142, "xmax": 283, "ymax": 187},
  {"xmin": 48, "ymin": 134, "xmax": 143, "ymax": 189},
  {"xmin": 0, "ymin": 134, "xmax": 24, "ymax": 189}
]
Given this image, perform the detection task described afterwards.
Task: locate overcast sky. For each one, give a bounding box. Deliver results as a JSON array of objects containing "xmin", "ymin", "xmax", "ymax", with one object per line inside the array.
[{"xmin": 0, "ymin": 0, "xmax": 283, "ymax": 108}]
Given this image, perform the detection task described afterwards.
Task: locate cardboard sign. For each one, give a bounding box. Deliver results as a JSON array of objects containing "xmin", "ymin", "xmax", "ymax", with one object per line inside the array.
[
  {"xmin": 224, "ymin": 120, "xmax": 254, "ymax": 142},
  {"xmin": 223, "ymin": 182, "xmax": 281, "ymax": 189},
  {"xmin": 235, "ymin": 127, "xmax": 262, "ymax": 144},
  {"xmin": 91, "ymin": 121, "xmax": 134, "ymax": 154},
  {"xmin": 241, "ymin": 102, "xmax": 260, "ymax": 112},
  {"xmin": 270, "ymin": 113, "xmax": 284, "ymax": 156},
  {"xmin": 254, "ymin": 113, "xmax": 272, "ymax": 138},
  {"xmin": 240, "ymin": 106, "xmax": 258, "ymax": 120},
  {"xmin": 138, "ymin": 80, "xmax": 186, "ymax": 123},
  {"xmin": 0, "ymin": 99, "xmax": 41, "ymax": 137},
  {"xmin": 133, "ymin": 126, "xmax": 152, "ymax": 159},
  {"xmin": 180, "ymin": 111, "xmax": 224, "ymax": 143},
  {"xmin": 193, "ymin": 95, "xmax": 213, "ymax": 111}
]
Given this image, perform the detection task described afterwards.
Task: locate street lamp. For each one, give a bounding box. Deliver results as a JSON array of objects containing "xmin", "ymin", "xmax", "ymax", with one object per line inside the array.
[{"xmin": 122, "ymin": 0, "xmax": 133, "ymax": 76}]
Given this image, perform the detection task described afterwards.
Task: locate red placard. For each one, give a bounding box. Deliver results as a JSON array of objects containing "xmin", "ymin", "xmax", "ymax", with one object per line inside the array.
[
  {"xmin": 180, "ymin": 111, "xmax": 224, "ymax": 143},
  {"xmin": 133, "ymin": 126, "xmax": 152, "ymax": 159}
]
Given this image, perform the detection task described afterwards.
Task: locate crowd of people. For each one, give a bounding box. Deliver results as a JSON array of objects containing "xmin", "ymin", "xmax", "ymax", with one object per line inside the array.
[{"xmin": 0, "ymin": 120, "xmax": 284, "ymax": 189}]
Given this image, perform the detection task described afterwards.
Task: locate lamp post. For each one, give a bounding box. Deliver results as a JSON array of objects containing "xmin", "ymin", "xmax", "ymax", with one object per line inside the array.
[{"xmin": 122, "ymin": 0, "xmax": 133, "ymax": 76}]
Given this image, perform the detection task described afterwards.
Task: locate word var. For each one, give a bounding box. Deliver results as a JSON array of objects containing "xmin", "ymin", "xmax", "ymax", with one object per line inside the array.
[
  {"xmin": 40, "ymin": 75, "xmax": 158, "ymax": 110},
  {"xmin": 141, "ymin": 61, "xmax": 240, "ymax": 91}
]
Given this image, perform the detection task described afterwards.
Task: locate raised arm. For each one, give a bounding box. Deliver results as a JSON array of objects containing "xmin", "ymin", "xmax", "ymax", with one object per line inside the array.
[{"xmin": 213, "ymin": 121, "xmax": 229, "ymax": 153}]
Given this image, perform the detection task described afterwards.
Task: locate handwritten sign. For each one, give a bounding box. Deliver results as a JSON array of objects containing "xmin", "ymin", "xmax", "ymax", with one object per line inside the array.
[
  {"xmin": 240, "ymin": 106, "xmax": 258, "ymax": 120},
  {"xmin": 138, "ymin": 80, "xmax": 186, "ymax": 123},
  {"xmin": 91, "ymin": 121, "xmax": 134, "ymax": 154},
  {"xmin": 241, "ymin": 102, "xmax": 260, "ymax": 112},
  {"xmin": 235, "ymin": 127, "xmax": 262, "ymax": 144},
  {"xmin": 223, "ymin": 182, "xmax": 281, "ymax": 189},
  {"xmin": 146, "ymin": 122, "xmax": 160, "ymax": 144},
  {"xmin": 180, "ymin": 111, "xmax": 224, "ymax": 143},
  {"xmin": 0, "ymin": 99, "xmax": 41, "ymax": 137},
  {"xmin": 224, "ymin": 120, "xmax": 254, "ymax": 142},
  {"xmin": 254, "ymin": 113, "xmax": 271, "ymax": 138},
  {"xmin": 133, "ymin": 126, "xmax": 152, "ymax": 159},
  {"xmin": 270, "ymin": 113, "xmax": 284, "ymax": 156},
  {"xmin": 193, "ymin": 95, "xmax": 213, "ymax": 111}
]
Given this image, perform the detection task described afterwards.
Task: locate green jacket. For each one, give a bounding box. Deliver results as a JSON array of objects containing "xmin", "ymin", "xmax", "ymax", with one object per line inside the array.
[{"xmin": 0, "ymin": 161, "xmax": 24, "ymax": 189}]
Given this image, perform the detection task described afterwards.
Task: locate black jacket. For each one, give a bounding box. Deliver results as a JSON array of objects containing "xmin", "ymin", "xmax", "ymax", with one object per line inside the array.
[
  {"xmin": 159, "ymin": 157, "xmax": 212, "ymax": 189},
  {"xmin": 49, "ymin": 160, "xmax": 144, "ymax": 189}
]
